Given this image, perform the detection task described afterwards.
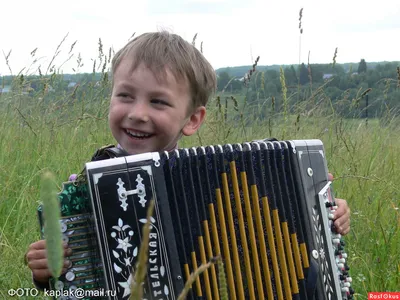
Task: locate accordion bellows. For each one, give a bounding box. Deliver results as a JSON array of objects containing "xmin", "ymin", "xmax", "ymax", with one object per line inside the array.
[{"xmin": 38, "ymin": 139, "xmax": 354, "ymax": 300}]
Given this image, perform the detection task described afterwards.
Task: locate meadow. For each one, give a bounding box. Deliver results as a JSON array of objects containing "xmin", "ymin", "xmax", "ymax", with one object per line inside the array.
[{"xmin": 0, "ymin": 41, "xmax": 399, "ymax": 299}]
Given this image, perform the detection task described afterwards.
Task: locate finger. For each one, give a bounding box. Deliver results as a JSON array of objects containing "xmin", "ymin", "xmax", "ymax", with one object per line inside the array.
[
  {"xmin": 342, "ymin": 224, "xmax": 351, "ymax": 235},
  {"xmin": 26, "ymin": 249, "xmax": 47, "ymax": 262},
  {"xmin": 335, "ymin": 219, "xmax": 350, "ymax": 235},
  {"xmin": 328, "ymin": 173, "xmax": 334, "ymax": 181},
  {"xmin": 28, "ymin": 245, "xmax": 71, "ymax": 258},
  {"xmin": 64, "ymin": 247, "xmax": 73, "ymax": 257},
  {"xmin": 335, "ymin": 198, "xmax": 348, "ymax": 206},
  {"xmin": 333, "ymin": 205, "xmax": 346, "ymax": 218},
  {"xmin": 32, "ymin": 269, "xmax": 52, "ymax": 282},
  {"xmin": 32, "ymin": 268, "xmax": 69, "ymax": 282},
  {"xmin": 334, "ymin": 199, "xmax": 349, "ymax": 215},
  {"xmin": 334, "ymin": 213, "xmax": 350, "ymax": 229},
  {"xmin": 27, "ymin": 247, "xmax": 72, "ymax": 266},
  {"xmin": 29, "ymin": 241, "xmax": 69, "ymax": 255},
  {"xmin": 333, "ymin": 210, "xmax": 349, "ymax": 224},
  {"xmin": 29, "ymin": 258, "xmax": 72, "ymax": 271},
  {"xmin": 29, "ymin": 240, "xmax": 46, "ymax": 250},
  {"xmin": 28, "ymin": 258, "xmax": 49, "ymax": 270}
]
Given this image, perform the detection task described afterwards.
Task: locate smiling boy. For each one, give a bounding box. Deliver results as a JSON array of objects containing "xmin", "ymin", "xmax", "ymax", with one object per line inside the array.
[
  {"xmin": 26, "ymin": 31, "xmax": 350, "ymax": 289},
  {"xmin": 108, "ymin": 32, "xmax": 216, "ymax": 155}
]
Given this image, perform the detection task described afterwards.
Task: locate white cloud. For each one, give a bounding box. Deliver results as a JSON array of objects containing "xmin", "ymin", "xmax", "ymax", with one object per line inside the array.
[{"xmin": 188, "ymin": 0, "xmax": 229, "ymax": 2}]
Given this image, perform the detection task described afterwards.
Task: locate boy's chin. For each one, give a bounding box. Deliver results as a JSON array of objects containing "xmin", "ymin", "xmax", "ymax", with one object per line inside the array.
[
  {"xmin": 118, "ymin": 134, "xmax": 178, "ymax": 155},
  {"xmin": 121, "ymin": 142, "xmax": 160, "ymax": 156},
  {"xmin": 123, "ymin": 146, "xmax": 152, "ymax": 156}
]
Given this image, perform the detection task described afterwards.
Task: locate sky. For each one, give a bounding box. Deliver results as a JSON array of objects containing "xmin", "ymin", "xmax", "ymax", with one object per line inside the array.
[{"xmin": 0, "ymin": 0, "xmax": 399, "ymax": 76}]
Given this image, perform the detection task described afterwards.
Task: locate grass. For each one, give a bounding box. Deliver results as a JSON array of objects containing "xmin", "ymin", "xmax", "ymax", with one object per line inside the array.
[{"xmin": 0, "ymin": 39, "xmax": 399, "ymax": 299}]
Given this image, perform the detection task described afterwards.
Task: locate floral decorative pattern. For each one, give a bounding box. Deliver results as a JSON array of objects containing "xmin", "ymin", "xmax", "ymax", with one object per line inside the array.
[
  {"xmin": 312, "ymin": 207, "xmax": 334, "ymax": 299},
  {"xmin": 108, "ymin": 215, "xmax": 171, "ymax": 299},
  {"xmin": 110, "ymin": 218, "xmax": 138, "ymax": 298}
]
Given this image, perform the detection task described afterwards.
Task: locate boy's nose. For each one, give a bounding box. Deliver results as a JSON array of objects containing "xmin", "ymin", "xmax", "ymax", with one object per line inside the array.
[{"xmin": 128, "ymin": 102, "xmax": 150, "ymax": 123}]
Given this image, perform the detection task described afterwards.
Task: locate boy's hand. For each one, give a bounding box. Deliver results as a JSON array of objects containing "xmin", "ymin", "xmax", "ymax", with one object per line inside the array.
[
  {"xmin": 26, "ymin": 240, "xmax": 72, "ymax": 284},
  {"xmin": 328, "ymin": 173, "xmax": 351, "ymax": 236}
]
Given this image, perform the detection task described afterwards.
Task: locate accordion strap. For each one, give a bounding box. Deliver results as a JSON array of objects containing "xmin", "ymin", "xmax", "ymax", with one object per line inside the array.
[
  {"xmin": 306, "ymin": 258, "xmax": 319, "ymax": 299},
  {"xmin": 75, "ymin": 145, "xmax": 129, "ymax": 183},
  {"xmin": 90, "ymin": 144, "xmax": 129, "ymax": 161},
  {"xmin": 251, "ymin": 137, "xmax": 278, "ymax": 143}
]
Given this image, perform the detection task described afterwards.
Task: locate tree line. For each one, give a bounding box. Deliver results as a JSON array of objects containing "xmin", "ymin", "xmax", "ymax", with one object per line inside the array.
[
  {"xmin": 1, "ymin": 60, "xmax": 399, "ymax": 119},
  {"xmin": 216, "ymin": 60, "xmax": 400, "ymax": 119}
]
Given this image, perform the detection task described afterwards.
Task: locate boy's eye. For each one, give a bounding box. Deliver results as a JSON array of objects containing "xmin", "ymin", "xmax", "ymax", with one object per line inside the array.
[{"xmin": 151, "ymin": 99, "xmax": 169, "ymax": 106}]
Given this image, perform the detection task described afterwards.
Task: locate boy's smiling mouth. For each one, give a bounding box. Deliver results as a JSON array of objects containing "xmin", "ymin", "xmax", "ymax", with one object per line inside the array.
[{"xmin": 125, "ymin": 129, "xmax": 154, "ymax": 139}]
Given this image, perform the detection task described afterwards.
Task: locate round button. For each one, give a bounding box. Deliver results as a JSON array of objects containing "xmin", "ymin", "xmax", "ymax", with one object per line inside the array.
[
  {"xmin": 65, "ymin": 271, "xmax": 75, "ymax": 281},
  {"xmin": 60, "ymin": 223, "xmax": 67, "ymax": 232},
  {"xmin": 54, "ymin": 281, "xmax": 64, "ymax": 290}
]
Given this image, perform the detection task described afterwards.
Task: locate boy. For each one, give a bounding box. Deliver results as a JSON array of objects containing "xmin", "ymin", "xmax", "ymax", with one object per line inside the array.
[{"xmin": 26, "ymin": 31, "xmax": 350, "ymax": 289}]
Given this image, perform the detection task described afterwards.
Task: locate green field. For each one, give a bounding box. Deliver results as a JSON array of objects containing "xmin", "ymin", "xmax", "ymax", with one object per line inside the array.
[{"xmin": 0, "ymin": 63, "xmax": 399, "ymax": 299}]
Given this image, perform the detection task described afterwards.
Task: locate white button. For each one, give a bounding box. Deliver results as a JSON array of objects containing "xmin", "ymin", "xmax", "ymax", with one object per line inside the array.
[
  {"xmin": 65, "ymin": 271, "xmax": 75, "ymax": 281},
  {"xmin": 54, "ymin": 281, "xmax": 64, "ymax": 290}
]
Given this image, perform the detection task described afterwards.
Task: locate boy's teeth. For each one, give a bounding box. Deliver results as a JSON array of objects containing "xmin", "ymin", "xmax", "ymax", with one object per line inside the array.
[{"xmin": 126, "ymin": 130, "xmax": 151, "ymax": 138}]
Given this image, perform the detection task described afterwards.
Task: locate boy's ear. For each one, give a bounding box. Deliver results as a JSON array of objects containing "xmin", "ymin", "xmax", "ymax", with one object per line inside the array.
[{"xmin": 182, "ymin": 106, "xmax": 206, "ymax": 136}]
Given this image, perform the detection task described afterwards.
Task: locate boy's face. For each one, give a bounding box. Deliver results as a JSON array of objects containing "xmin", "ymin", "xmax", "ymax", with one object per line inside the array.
[{"xmin": 109, "ymin": 58, "xmax": 205, "ymax": 155}]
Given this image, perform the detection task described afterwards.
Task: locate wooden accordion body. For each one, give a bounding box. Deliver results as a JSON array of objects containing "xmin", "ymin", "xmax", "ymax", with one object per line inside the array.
[{"xmin": 38, "ymin": 139, "xmax": 354, "ymax": 300}]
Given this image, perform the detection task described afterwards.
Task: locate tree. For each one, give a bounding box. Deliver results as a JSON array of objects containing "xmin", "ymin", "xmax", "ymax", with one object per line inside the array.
[
  {"xmin": 299, "ymin": 63, "xmax": 309, "ymax": 85},
  {"xmin": 265, "ymin": 82, "xmax": 278, "ymax": 96},
  {"xmin": 358, "ymin": 59, "xmax": 367, "ymax": 74},
  {"xmin": 284, "ymin": 66, "xmax": 298, "ymax": 86},
  {"xmin": 217, "ymin": 72, "xmax": 231, "ymax": 91}
]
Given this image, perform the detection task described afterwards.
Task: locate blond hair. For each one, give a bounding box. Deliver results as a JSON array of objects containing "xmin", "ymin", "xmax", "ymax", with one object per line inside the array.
[{"xmin": 111, "ymin": 31, "xmax": 217, "ymax": 111}]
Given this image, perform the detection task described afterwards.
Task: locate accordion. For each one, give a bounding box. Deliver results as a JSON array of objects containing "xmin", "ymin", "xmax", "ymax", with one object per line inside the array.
[{"xmin": 38, "ymin": 139, "xmax": 354, "ymax": 300}]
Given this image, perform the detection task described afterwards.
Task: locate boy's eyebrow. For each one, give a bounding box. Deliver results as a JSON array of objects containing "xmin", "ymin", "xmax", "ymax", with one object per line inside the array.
[
  {"xmin": 115, "ymin": 82, "xmax": 173, "ymax": 99},
  {"xmin": 114, "ymin": 82, "xmax": 136, "ymax": 91}
]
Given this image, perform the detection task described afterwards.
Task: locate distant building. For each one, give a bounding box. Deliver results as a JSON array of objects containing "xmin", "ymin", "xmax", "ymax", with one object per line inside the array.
[
  {"xmin": 68, "ymin": 82, "xmax": 77, "ymax": 89},
  {"xmin": 0, "ymin": 84, "xmax": 34, "ymax": 95},
  {"xmin": 323, "ymin": 74, "xmax": 334, "ymax": 80},
  {"xmin": 0, "ymin": 86, "xmax": 11, "ymax": 94}
]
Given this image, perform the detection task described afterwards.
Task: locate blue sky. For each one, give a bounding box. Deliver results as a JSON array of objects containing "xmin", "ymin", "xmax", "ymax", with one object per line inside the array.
[{"xmin": 1, "ymin": 0, "xmax": 399, "ymax": 75}]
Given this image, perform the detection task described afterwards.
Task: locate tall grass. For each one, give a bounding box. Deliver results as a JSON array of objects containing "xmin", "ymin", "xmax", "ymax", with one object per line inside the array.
[{"xmin": 0, "ymin": 37, "xmax": 399, "ymax": 300}]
